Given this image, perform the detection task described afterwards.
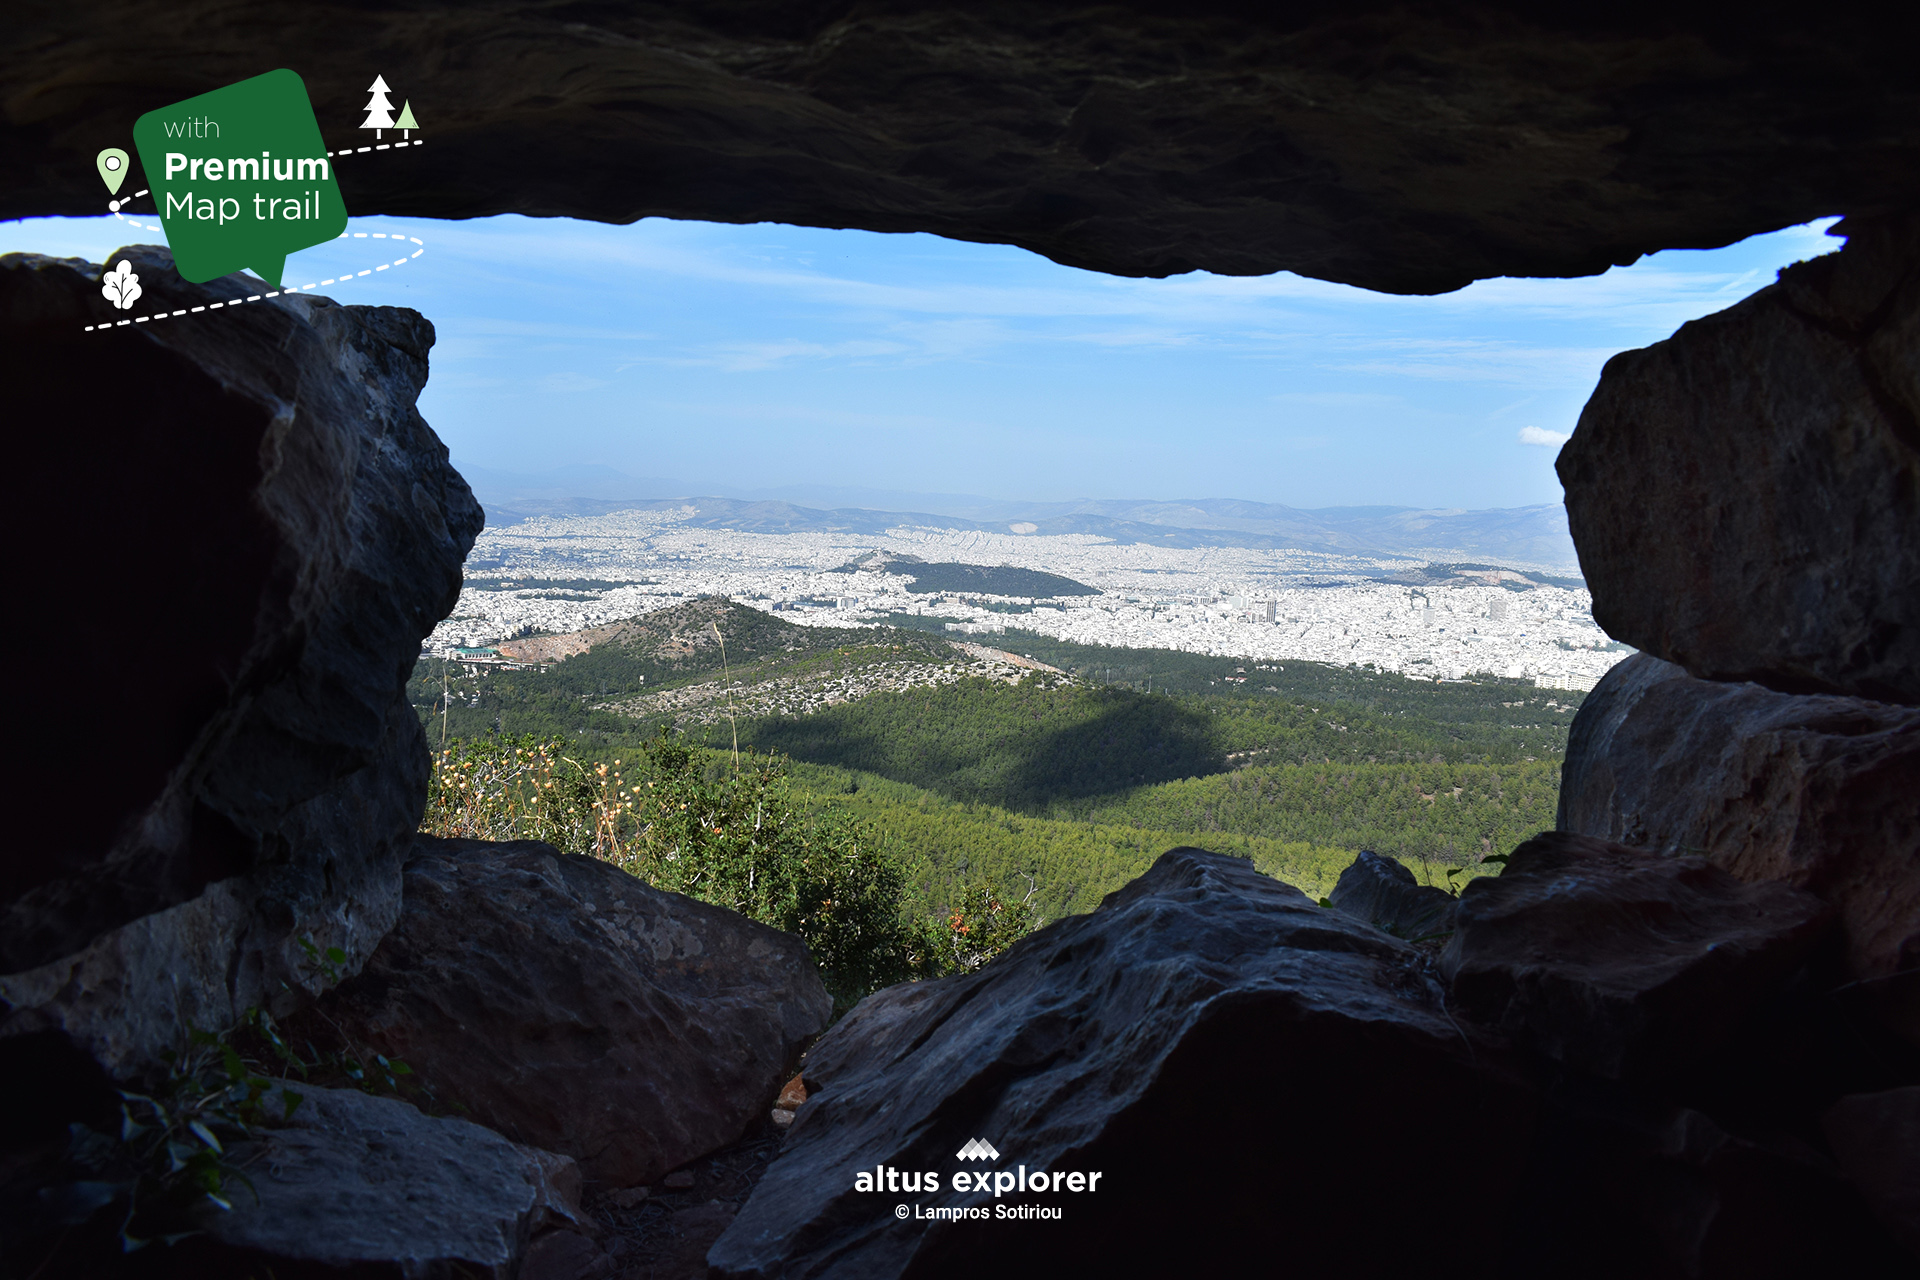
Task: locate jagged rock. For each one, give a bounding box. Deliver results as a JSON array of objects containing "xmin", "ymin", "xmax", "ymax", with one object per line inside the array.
[
  {"xmin": 710, "ymin": 848, "xmax": 1535, "ymax": 1279},
  {"xmin": 1560, "ymin": 653, "xmax": 1920, "ymax": 979},
  {"xmin": 1823, "ymin": 1088, "xmax": 1920, "ymax": 1258},
  {"xmin": 193, "ymin": 1082, "xmax": 585, "ymax": 1278},
  {"xmin": 1559, "ymin": 214, "xmax": 1920, "ymax": 705},
  {"xmin": 5, "ymin": 7, "xmax": 1918, "ymax": 291},
  {"xmin": 0, "ymin": 247, "xmax": 479, "ymax": 1076},
  {"xmin": 1327, "ymin": 849, "xmax": 1457, "ymax": 940},
  {"xmin": 1441, "ymin": 832, "xmax": 1833, "ymax": 1080},
  {"xmin": 317, "ymin": 837, "xmax": 833, "ymax": 1188}
]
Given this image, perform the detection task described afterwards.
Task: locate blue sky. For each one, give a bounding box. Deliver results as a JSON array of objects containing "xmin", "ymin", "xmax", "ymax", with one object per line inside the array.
[{"xmin": 5, "ymin": 210, "xmax": 1840, "ymax": 510}]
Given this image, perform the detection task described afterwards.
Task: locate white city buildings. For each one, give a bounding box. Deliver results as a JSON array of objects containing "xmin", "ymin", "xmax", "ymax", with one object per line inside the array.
[{"xmin": 425, "ymin": 508, "xmax": 1631, "ymax": 688}]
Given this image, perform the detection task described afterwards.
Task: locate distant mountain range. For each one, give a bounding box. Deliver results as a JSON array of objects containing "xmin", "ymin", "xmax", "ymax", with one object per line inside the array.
[{"xmin": 455, "ymin": 464, "xmax": 1581, "ymax": 574}]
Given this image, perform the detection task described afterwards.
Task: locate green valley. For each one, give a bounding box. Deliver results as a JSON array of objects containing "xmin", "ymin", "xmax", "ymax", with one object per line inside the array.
[{"xmin": 408, "ymin": 598, "xmax": 1577, "ymax": 921}]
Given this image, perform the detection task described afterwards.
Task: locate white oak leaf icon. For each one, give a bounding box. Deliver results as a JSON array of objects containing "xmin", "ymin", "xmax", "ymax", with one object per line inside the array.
[{"xmin": 101, "ymin": 259, "xmax": 141, "ymax": 311}]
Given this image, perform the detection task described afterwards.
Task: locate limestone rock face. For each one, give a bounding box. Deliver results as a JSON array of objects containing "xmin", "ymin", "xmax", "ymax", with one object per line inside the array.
[
  {"xmin": 5, "ymin": 6, "xmax": 1918, "ymax": 292},
  {"xmin": 1559, "ymin": 214, "xmax": 1919, "ymax": 705},
  {"xmin": 1327, "ymin": 849, "xmax": 1458, "ymax": 940},
  {"xmin": 710, "ymin": 848, "xmax": 1535, "ymax": 1279},
  {"xmin": 0, "ymin": 248, "xmax": 480, "ymax": 1076},
  {"xmin": 1441, "ymin": 832, "xmax": 1834, "ymax": 1080},
  {"xmin": 1559, "ymin": 654, "xmax": 1919, "ymax": 979},
  {"xmin": 195, "ymin": 1082, "xmax": 586, "ymax": 1279},
  {"xmin": 318, "ymin": 838, "xmax": 833, "ymax": 1189}
]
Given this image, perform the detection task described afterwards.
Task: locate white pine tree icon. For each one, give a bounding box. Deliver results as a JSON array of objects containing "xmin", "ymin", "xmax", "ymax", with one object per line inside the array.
[{"xmin": 361, "ymin": 75, "xmax": 396, "ymax": 137}]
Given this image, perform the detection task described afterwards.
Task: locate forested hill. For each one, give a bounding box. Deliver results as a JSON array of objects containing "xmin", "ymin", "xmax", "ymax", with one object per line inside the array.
[
  {"xmin": 721, "ymin": 673, "xmax": 1573, "ymax": 811},
  {"xmin": 884, "ymin": 558, "xmax": 1099, "ymax": 597},
  {"xmin": 413, "ymin": 601, "xmax": 1580, "ymax": 780},
  {"xmin": 410, "ymin": 599, "xmax": 1582, "ymax": 906}
]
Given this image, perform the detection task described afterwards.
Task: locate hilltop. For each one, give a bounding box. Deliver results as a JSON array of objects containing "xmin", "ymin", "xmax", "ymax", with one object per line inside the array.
[
  {"xmin": 465, "ymin": 598, "xmax": 1061, "ymax": 730},
  {"xmin": 832, "ymin": 550, "xmax": 1100, "ymax": 597}
]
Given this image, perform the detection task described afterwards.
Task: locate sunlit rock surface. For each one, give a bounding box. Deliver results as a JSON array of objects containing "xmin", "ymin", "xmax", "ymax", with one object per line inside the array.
[
  {"xmin": 1560, "ymin": 214, "xmax": 1919, "ymax": 705},
  {"xmin": 1559, "ymin": 654, "xmax": 1919, "ymax": 980}
]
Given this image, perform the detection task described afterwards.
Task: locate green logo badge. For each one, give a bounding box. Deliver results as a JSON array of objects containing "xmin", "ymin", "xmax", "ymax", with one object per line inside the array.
[{"xmin": 132, "ymin": 69, "xmax": 348, "ymax": 287}]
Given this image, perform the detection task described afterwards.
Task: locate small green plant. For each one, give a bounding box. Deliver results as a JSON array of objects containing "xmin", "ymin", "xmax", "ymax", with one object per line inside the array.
[
  {"xmin": 93, "ymin": 1021, "xmax": 306, "ymax": 1251},
  {"xmin": 295, "ymin": 935, "xmax": 348, "ymax": 985},
  {"xmin": 247, "ymin": 994, "xmax": 431, "ymax": 1107},
  {"xmin": 910, "ymin": 879, "xmax": 1036, "ymax": 976}
]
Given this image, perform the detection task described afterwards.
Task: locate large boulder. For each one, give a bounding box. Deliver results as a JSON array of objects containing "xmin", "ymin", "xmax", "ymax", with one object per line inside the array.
[
  {"xmin": 1327, "ymin": 849, "xmax": 1458, "ymax": 940},
  {"xmin": 1441, "ymin": 832, "xmax": 1833, "ymax": 1080},
  {"xmin": 191, "ymin": 1083, "xmax": 587, "ymax": 1279},
  {"xmin": 710, "ymin": 848, "xmax": 1537, "ymax": 1280},
  {"xmin": 1559, "ymin": 654, "xmax": 1919, "ymax": 979},
  {"xmin": 5, "ymin": 8, "xmax": 1918, "ymax": 292},
  {"xmin": 0, "ymin": 248, "xmax": 480, "ymax": 1077},
  {"xmin": 1558, "ymin": 214, "xmax": 1919, "ymax": 705},
  {"xmin": 317, "ymin": 837, "xmax": 833, "ymax": 1189}
]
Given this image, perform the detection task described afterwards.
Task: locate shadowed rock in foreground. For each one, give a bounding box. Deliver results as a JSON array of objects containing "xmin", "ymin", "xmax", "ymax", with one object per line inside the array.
[
  {"xmin": 711, "ymin": 848, "xmax": 1535, "ymax": 1279},
  {"xmin": 1327, "ymin": 848, "xmax": 1458, "ymax": 940},
  {"xmin": 714, "ymin": 845, "xmax": 1914, "ymax": 1279},
  {"xmin": 1441, "ymin": 831, "xmax": 1833, "ymax": 1080},
  {"xmin": 317, "ymin": 838, "xmax": 833, "ymax": 1189},
  {"xmin": 195, "ymin": 1083, "xmax": 588, "ymax": 1279},
  {"xmin": 0, "ymin": 247, "xmax": 480, "ymax": 1076}
]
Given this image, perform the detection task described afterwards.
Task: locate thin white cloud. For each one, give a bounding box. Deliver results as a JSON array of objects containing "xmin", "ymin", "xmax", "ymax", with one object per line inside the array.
[
  {"xmin": 1333, "ymin": 340, "xmax": 1616, "ymax": 386},
  {"xmin": 658, "ymin": 338, "xmax": 915, "ymax": 372},
  {"xmin": 1269, "ymin": 391, "xmax": 1405, "ymax": 407},
  {"xmin": 539, "ymin": 372, "xmax": 610, "ymax": 394},
  {"xmin": 1519, "ymin": 426, "xmax": 1572, "ymax": 447}
]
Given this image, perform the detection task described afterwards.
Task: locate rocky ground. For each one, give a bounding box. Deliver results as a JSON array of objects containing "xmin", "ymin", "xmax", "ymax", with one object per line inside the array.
[
  {"xmin": 569, "ymin": 1124, "xmax": 787, "ymax": 1280},
  {"xmin": 597, "ymin": 650, "xmax": 1044, "ymax": 726}
]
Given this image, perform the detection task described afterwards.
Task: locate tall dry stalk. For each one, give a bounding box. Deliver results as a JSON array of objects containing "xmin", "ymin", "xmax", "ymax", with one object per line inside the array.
[{"xmin": 711, "ymin": 619, "xmax": 740, "ymax": 770}]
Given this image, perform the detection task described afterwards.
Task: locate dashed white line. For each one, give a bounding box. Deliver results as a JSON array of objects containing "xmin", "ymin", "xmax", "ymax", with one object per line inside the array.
[{"xmin": 86, "ymin": 137, "xmax": 428, "ymax": 332}]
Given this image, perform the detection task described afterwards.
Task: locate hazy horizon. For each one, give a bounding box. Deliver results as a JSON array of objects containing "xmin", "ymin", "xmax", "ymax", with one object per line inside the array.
[{"xmin": 452, "ymin": 459, "xmax": 1570, "ymax": 518}]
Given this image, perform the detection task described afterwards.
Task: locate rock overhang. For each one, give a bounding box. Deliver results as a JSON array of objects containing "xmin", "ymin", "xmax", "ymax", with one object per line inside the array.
[{"xmin": 5, "ymin": 2, "xmax": 1916, "ymax": 292}]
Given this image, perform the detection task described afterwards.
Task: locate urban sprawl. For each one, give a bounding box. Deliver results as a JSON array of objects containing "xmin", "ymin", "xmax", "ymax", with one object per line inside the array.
[{"xmin": 430, "ymin": 508, "xmax": 1631, "ymax": 692}]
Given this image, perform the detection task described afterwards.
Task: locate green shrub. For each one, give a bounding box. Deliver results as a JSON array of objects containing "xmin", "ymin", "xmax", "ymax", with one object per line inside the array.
[{"xmin": 421, "ymin": 732, "xmax": 1031, "ymax": 1008}]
